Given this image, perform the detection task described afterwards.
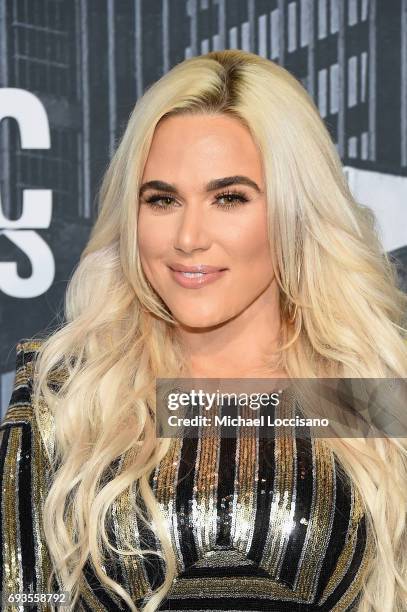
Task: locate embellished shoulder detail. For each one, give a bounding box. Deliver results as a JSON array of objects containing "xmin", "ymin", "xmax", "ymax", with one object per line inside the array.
[
  {"xmin": 1, "ymin": 339, "xmax": 45, "ymax": 430},
  {"xmin": 0, "ymin": 339, "xmax": 112, "ymax": 611},
  {"xmin": 0, "ymin": 338, "xmax": 56, "ymax": 605},
  {"xmin": 1, "ymin": 338, "xmax": 63, "ymax": 469}
]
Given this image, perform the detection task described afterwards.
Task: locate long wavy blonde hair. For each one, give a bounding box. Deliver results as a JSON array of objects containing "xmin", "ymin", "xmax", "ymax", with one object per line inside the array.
[{"xmin": 31, "ymin": 49, "xmax": 407, "ymax": 611}]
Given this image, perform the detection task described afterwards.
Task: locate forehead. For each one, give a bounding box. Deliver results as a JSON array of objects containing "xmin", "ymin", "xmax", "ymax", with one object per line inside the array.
[{"xmin": 142, "ymin": 113, "xmax": 264, "ymax": 185}]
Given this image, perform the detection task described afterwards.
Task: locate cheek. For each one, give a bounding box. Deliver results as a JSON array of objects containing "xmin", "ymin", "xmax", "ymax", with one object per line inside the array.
[
  {"xmin": 137, "ymin": 215, "xmax": 166, "ymax": 264},
  {"xmin": 226, "ymin": 217, "xmax": 272, "ymax": 270}
]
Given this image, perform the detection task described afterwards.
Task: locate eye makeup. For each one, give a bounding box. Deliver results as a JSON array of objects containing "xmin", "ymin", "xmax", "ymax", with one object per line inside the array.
[{"xmin": 141, "ymin": 189, "xmax": 250, "ymax": 211}]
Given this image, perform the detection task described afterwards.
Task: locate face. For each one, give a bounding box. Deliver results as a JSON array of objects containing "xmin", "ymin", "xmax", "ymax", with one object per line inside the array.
[{"xmin": 137, "ymin": 113, "xmax": 275, "ymax": 329}]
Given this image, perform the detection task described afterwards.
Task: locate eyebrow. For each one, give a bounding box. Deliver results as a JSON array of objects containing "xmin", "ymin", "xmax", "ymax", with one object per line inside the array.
[{"xmin": 138, "ymin": 175, "xmax": 262, "ymax": 197}]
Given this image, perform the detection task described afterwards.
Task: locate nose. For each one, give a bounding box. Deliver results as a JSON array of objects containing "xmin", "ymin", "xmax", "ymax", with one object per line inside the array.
[{"xmin": 173, "ymin": 201, "xmax": 211, "ymax": 254}]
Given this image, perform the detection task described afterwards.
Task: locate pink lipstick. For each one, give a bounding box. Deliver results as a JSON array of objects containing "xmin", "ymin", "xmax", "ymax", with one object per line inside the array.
[{"xmin": 168, "ymin": 263, "xmax": 228, "ymax": 289}]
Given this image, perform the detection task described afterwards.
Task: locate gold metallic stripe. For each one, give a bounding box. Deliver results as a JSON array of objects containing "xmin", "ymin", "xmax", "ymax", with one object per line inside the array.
[
  {"xmin": 331, "ymin": 517, "xmax": 375, "ymax": 612},
  {"xmin": 295, "ymin": 438, "xmax": 335, "ymax": 600},
  {"xmin": 260, "ymin": 392, "xmax": 296, "ymax": 577},
  {"xmin": 12, "ymin": 369, "xmax": 28, "ymax": 387},
  {"xmin": 1, "ymin": 407, "xmax": 33, "ymax": 425},
  {"xmin": 25, "ymin": 355, "xmax": 57, "ymax": 465},
  {"xmin": 232, "ymin": 403, "xmax": 258, "ymax": 554},
  {"xmin": 154, "ymin": 438, "xmax": 184, "ymax": 572},
  {"xmin": 193, "ymin": 421, "xmax": 220, "ymax": 554},
  {"xmin": 1, "ymin": 428, "xmax": 24, "ymax": 597},
  {"xmin": 319, "ymin": 481, "xmax": 360, "ymax": 603},
  {"xmin": 168, "ymin": 575, "xmax": 309, "ymax": 600},
  {"xmin": 110, "ymin": 487, "xmax": 132, "ymax": 598},
  {"xmin": 35, "ymin": 395, "xmax": 56, "ymax": 468},
  {"xmin": 31, "ymin": 419, "xmax": 53, "ymax": 595},
  {"xmin": 17, "ymin": 340, "xmax": 44, "ymax": 352},
  {"xmin": 14, "ymin": 341, "xmax": 59, "ymax": 466}
]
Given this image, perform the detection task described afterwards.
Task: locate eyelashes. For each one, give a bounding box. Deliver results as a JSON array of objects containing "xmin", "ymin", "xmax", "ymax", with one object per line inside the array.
[{"xmin": 142, "ymin": 189, "xmax": 250, "ymax": 211}]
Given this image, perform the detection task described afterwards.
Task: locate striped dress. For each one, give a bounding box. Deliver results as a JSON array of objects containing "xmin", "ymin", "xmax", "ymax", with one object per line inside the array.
[{"xmin": 0, "ymin": 340, "xmax": 374, "ymax": 611}]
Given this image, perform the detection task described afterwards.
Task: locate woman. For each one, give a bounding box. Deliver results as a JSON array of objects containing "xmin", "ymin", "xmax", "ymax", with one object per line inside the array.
[{"xmin": 1, "ymin": 49, "xmax": 407, "ymax": 611}]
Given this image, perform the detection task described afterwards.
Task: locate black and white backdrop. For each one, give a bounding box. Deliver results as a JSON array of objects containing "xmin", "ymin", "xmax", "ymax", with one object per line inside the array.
[{"xmin": 1, "ymin": 0, "xmax": 407, "ymax": 418}]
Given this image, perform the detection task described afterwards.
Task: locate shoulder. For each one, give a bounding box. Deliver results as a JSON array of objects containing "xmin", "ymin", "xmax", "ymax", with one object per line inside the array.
[
  {"xmin": 0, "ymin": 337, "xmax": 46, "ymax": 430},
  {"xmin": 0, "ymin": 339, "xmax": 54, "ymax": 595},
  {"xmin": 0, "ymin": 337, "xmax": 55, "ymax": 471}
]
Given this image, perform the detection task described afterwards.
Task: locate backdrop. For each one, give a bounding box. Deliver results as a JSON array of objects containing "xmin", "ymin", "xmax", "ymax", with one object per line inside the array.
[{"xmin": 1, "ymin": 0, "xmax": 407, "ymax": 418}]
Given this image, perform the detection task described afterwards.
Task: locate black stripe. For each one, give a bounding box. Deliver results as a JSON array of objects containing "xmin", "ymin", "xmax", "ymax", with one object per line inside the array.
[
  {"xmin": 8, "ymin": 375, "xmax": 32, "ymax": 405},
  {"xmin": 15, "ymin": 346, "xmax": 25, "ymax": 369},
  {"xmin": 78, "ymin": 595, "xmax": 97, "ymax": 612},
  {"xmin": 320, "ymin": 515, "xmax": 369, "ymax": 611},
  {"xmin": 247, "ymin": 435, "xmax": 275, "ymax": 562},
  {"xmin": 279, "ymin": 435, "xmax": 314, "ymax": 588},
  {"xmin": 314, "ymin": 458, "xmax": 353, "ymax": 602},
  {"xmin": 82, "ymin": 558, "xmax": 127, "ymax": 611},
  {"xmin": 216, "ymin": 432, "xmax": 236, "ymax": 547},
  {"xmin": 135, "ymin": 485, "xmax": 165, "ymax": 590},
  {"xmin": 175, "ymin": 436, "xmax": 199, "ymax": 567},
  {"xmin": 20, "ymin": 349, "xmax": 37, "ymax": 366}
]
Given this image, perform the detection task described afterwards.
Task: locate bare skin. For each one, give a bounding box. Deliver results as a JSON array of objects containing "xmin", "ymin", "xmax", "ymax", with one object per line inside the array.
[{"xmin": 137, "ymin": 113, "xmax": 288, "ymax": 380}]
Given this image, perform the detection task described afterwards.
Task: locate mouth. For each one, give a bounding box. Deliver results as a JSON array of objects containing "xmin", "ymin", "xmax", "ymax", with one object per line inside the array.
[
  {"xmin": 168, "ymin": 263, "xmax": 228, "ymax": 274},
  {"xmin": 167, "ymin": 264, "xmax": 228, "ymax": 289},
  {"xmin": 176, "ymin": 271, "xmax": 209, "ymax": 278}
]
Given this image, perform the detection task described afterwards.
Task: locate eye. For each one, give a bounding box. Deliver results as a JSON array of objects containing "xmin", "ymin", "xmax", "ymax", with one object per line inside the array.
[
  {"xmin": 141, "ymin": 189, "xmax": 250, "ymax": 211},
  {"xmin": 214, "ymin": 190, "xmax": 250, "ymax": 209},
  {"xmin": 142, "ymin": 193, "xmax": 178, "ymax": 209}
]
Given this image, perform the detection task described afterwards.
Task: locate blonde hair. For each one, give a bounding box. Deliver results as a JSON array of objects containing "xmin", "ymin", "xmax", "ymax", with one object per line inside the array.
[{"xmin": 31, "ymin": 50, "xmax": 407, "ymax": 611}]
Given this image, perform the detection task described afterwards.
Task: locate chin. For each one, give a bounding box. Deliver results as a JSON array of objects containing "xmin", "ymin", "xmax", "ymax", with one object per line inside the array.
[{"xmin": 173, "ymin": 310, "xmax": 229, "ymax": 330}]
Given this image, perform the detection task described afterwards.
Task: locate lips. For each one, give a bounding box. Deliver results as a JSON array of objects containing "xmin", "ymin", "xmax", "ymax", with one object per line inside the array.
[
  {"xmin": 167, "ymin": 263, "xmax": 228, "ymax": 289},
  {"xmin": 168, "ymin": 263, "xmax": 227, "ymax": 273}
]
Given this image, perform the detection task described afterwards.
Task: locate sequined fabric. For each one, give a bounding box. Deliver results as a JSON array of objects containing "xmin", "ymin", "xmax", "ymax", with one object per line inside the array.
[{"xmin": 0, "ymin": 340, "xmax": 375, "ymax": 611}]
